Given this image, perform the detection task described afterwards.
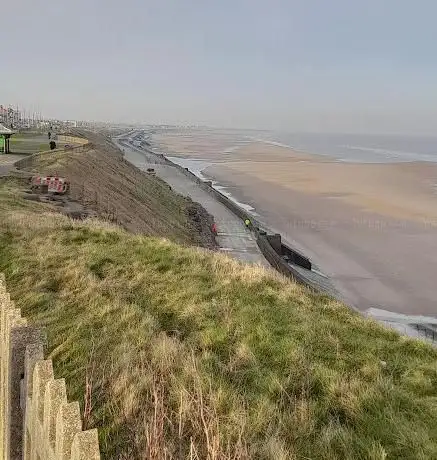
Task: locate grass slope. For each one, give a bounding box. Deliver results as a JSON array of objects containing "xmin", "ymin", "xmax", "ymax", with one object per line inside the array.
[
  {"xmin": 1, "ymin": 178, "xmax": 437, "ymax": 459},
  {"xmin": 18, "ymin": 138, "xmax": 215, "ymax": 248}
]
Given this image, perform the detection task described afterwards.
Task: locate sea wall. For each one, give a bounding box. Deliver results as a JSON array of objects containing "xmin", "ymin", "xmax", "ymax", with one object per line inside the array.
[
  {"xmin": 256, "ymin": 233, "xmax": 313, "ymax": 286},
  {"xmin": 160, "ymin": 154, "xmax": 315, "ymax": 286}
]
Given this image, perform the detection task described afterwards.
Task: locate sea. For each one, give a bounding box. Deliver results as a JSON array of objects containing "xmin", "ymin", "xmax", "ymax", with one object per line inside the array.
[
  {"xmin": 150, "ymin": 128, "xmax": 437, "ymax": 164},
  {"xmin": 249, "ymin": 131, "xmax": 437, "ymax": 163}
]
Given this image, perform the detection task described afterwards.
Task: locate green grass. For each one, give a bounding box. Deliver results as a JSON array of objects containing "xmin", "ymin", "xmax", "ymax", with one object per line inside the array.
[
  {"xmin": 9, "ymin": 134, "xmax": 49, "ymax": 154},
  {"xmin": 10, "ymin": 137, "xmax": 28, "ymax": 144},
  {"xmin": 38, "ymin": 143, "xmax": 50, "ymax": 151},
  {"xmin": 1, "ymin": 177, "xmax": 437, "ymax": 459},
  {"xmin": 10, "ymin": 133, "xmax": 28, "ymax": 140},
  {"xmin": 10, "ymin": 134, "xmax": 42, "ymax": 142}
]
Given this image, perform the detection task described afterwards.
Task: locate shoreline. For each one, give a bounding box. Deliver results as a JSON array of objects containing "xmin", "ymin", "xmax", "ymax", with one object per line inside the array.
[
  {"xmin": 152, "ymin": 129, "xmax": 437, "ymax": 164},
  {"xmin": 165, "ymin": 155, "xmax": 257, "ymax": 214},
  {"xmin": 205, "ymin": 162, "xmax": 437, "ymax": 316},
  {"xmin": 156, "ymin": 138, "xmax": 437, "ymax": 224},
  {"xmin": 149, "ymin": 131, "xmax": 437, "ymax": 317}
]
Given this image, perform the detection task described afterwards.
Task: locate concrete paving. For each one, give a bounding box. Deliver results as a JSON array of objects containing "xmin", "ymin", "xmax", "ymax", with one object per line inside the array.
[
  {"xmin": 0, "ymin": 154, "xmax": 24, "ymax": 176},
  {"xmin": 114, "ymin": 137, "xmax": 268, "ymax": 266}
]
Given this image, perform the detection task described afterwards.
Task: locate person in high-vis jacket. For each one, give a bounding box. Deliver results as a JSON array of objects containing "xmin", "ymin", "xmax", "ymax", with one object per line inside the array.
[{"xmin": 244, "ymin": 219, "xmax": 251, "ymax": 229}]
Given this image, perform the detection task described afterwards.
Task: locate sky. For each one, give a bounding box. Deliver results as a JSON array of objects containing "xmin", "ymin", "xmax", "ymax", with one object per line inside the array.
[{"xmin": 2, "ymin": 0, "xmax": 437, "ymax": 134}]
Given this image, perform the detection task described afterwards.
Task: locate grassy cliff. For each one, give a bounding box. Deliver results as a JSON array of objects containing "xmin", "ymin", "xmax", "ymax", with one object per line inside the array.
[{"xmin": 1, "ymin": 177, "xmax": 437, "ymax": 459}]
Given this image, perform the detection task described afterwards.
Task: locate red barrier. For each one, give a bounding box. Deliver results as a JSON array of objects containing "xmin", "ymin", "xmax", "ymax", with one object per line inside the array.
[{"xmin": 30, "ymin": 176, "xmax": 69, "ymax": 194}]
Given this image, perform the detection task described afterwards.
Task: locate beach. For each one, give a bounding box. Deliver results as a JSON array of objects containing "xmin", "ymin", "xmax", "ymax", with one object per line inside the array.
[{"xmin": 152, "ymin": 130, "xmax": 437, "ymax": 316}]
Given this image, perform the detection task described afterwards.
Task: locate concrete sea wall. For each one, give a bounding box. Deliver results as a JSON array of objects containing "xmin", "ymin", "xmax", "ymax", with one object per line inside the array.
[{"xmin": 159, "ymin": 154, "xmax": 316, "ymax": 288}]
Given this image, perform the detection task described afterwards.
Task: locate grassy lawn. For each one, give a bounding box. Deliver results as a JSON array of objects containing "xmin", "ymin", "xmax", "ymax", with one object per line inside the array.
[
  {"xmin": 10, "ymin": 133, "xmax": 29, "ymax": 140},
  {"xmin": 1, "ymin": 177, "xmax": 437, "ymax": 459},
  {"xmin": 9, "ymin": 135, "xmax": 50, "ymax": 154}
]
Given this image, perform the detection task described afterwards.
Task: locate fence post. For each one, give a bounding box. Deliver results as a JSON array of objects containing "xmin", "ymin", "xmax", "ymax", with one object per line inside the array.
[
  {"xmin": 23, "ymin": 343, "xmax": 44, "ymax": 460},
  {"xmin": 1, "ymin": 295, "xmax": 24, "ymax": 459},
  {"xmin": 43, "ymin": 378, "xmax": 67, "ymax": 453},
  {"xmin": 55, "ymin": 402, "xmax": 82, "ymax": 460},
  {"xmin": 0, "ymin": 275, "xmax": 9, "ymax": 458},
  {"xmin": 71, "ymin": 429, "xmax": 100, "ymax": 460},
  {"xmin": 8, "ymin": 325, "xmax": 44, "ymax": 460},
  {"xmin": 30, "ymin": 360, "xmax": 53, "ymax": 459}
]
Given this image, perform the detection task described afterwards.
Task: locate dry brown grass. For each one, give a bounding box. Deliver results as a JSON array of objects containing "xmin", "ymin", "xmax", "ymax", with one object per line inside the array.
[{"xmin": 19, "ymin": 136, "xmax": 215, "ymax": 248}]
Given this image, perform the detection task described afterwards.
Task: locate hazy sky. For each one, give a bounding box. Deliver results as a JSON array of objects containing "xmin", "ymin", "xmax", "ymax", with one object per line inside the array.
[{"xmin": 2, "ymin": 0, "xmax": 437, "ymax": 134}]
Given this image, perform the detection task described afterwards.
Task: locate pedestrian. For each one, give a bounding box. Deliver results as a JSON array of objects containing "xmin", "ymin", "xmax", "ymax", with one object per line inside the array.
[
  {"xmin": 244, "ymin": 218, "xmax": 251, "ymax": 229},
  {"xmin": 211, "ymin": 222, "xmax": 217, "ymax": 235}
]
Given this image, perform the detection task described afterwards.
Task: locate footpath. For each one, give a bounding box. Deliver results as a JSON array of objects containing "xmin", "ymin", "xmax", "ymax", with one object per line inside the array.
[
  {"xmin": 115, "ymin": 135, "xmax": 268, "ymax": 266},
  {"xmin": 0, "ymin": 154, "xmax": 24, "ymax": 176}
]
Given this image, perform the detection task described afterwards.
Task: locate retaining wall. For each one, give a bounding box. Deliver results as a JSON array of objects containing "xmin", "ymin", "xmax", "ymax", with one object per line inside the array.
[
  {"xmin": 161, "ymin": 156, "xmax": 262, "ymax": 223},
  {"xmin": 256, "ymin": 234, "xmax": 313, "ymax": 287},
  {"xmin": 0, "ymin": 274, "xmax": 100, "ymax": 459},
  {"xmin": 57, "ymin": 135, "xmax": 89, "ymax": 146}
]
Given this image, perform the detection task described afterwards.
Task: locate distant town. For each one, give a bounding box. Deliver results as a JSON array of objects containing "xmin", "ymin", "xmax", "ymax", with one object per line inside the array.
[
  {"xmin": 0, "ymin": 104, "xmax": 205, "ymax": 132},
  {"xmin": 0, "ymin": 104, "xmax": 136, "ymax": 132},
  {"xmin": 0, "ymin": 103, "xmax": 103, "ymax": 131}
]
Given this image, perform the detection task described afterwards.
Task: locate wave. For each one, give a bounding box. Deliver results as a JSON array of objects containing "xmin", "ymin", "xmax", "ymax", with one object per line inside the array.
[
  {"xmin": 342, "ymin": 145, "xmax": 437, "ymax": 162},
  {"xmin": 248, "ymin": 137, "xmax": 296, "ymax": 150}
]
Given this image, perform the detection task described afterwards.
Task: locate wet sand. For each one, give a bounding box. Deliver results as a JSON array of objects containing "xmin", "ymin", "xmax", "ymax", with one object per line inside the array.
[
  {"xmin": 154, "ymin": 134, "xmax": 437, "ymax": 316},
  {"xmin": 214, "ymin": 144, "xmax": 437, "ymax": 224}
]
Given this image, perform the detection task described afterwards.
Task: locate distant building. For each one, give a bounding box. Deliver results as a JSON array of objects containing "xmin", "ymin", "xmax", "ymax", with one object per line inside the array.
[
  {"xmin": 0, "ymin": 105, "xmax": 23, "ymax": 129},
  {"xmin": 0, "ymin": 123, "xmax": 14, "ymax": 153},
  {"xmin": 0, "ymin": 105, "xmax": 7, "ymax": 121},
  {"xmin": 0, "ymin": 105, "xmax": 12, "ymax": 126}
]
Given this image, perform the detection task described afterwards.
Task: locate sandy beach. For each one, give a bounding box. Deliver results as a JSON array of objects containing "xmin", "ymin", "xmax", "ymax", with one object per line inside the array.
[{"xmin": 153, "ymin": 132, "xmax": 437, "ymax": 316}]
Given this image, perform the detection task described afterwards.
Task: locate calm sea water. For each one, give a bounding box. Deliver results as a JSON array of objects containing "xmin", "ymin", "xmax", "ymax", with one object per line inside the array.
[
  {"xmin": 252, "ymin": 131, "xmax": 437, "ymax": 163},
  {"xmin": 150, "ymin": 127, "xmax": 437, "ymax": 164}
]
